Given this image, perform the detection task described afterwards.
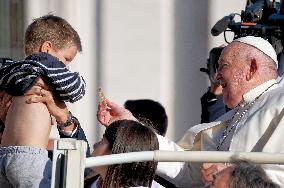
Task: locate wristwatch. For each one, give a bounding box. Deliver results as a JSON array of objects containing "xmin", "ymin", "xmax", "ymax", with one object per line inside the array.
[{"xmin": 57, "ymin": 111, "xmax": 77, "ymax": 128}]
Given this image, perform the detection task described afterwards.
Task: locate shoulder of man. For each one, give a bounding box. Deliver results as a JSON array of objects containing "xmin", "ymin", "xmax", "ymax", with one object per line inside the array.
[{"xmin": 260, "ymin": 85, "xmax": 284, "ymax": 108}]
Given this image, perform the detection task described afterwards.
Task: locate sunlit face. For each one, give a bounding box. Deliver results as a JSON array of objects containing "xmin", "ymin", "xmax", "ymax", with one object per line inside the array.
[
  {"xmin": 216, "ymin": 43, "xmax": 249, "ymax": 108},
  {"xmin": 92, "ymin": 136, "xmax": 112, "ymax": 176},
  {"xmin": 92, "ymin": 136, "xmax": 111, "ymax": 157},
  {"xmin": 48, "ymin": 44, "xmax": 78, "ymax": 67},
  {"xmin": 211, "ymin": 166, "xmax": 234, "ymax": 188}
]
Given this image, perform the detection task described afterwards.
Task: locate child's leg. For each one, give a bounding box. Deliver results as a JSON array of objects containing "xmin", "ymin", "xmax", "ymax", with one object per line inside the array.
[{"xmin": 0, "ymin": 146, "xmax": 52, "ymax": 188}]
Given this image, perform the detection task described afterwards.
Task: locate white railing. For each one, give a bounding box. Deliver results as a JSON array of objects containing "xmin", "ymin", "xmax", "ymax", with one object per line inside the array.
[
  {"xmin": 85, "ymin": 150, "xmax": 284, "ymax": 168},
  {"xmin": 51, "ymin": 139, "xmax": 284, "ymax": 188}
]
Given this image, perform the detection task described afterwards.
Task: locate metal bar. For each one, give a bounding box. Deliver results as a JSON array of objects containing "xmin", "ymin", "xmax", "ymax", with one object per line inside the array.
[
  {"xmin": 85, "ymin": 150, "xmax": 284, "ymax": 168},
  {"xmin": 85, "ymin": 151, "xmax": 154, "ymax": 168},
  {"xmin": 154, "ymin": 151, "xmax": 284, "ymax": 163}
]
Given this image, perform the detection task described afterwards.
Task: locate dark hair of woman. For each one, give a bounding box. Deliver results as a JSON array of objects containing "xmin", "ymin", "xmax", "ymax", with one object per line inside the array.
[{"xmin": 101, "ymin": 120, "xmax": 159, "ymax": 188}]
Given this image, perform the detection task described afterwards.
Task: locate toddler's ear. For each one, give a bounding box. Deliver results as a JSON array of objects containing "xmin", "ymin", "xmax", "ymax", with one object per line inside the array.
[{"xmin": 40, "ymin": 41, "xmax": 53, "ymax": 53}]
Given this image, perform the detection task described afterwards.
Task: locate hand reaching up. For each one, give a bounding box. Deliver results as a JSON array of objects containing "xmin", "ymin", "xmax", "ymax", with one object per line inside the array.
[{"xmin": 97, "ymin": 99, "xmax": 136, "ymax": 127}]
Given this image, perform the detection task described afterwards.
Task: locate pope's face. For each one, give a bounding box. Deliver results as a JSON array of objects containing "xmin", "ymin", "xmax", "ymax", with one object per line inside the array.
[{"xmin": 216, "ymin": 43, "xmax": 248, "ymax": 108}]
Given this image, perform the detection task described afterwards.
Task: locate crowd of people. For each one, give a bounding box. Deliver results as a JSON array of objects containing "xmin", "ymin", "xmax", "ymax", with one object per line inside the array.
[{"xmin": 0, "ymin": 13, "xmax": 283, "ymax": 188}]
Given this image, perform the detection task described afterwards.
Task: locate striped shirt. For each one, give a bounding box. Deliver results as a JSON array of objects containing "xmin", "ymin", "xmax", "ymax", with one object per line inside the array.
[{"xmin": 0, "ymin": 52, "xmax": 86, "ymax": 103}]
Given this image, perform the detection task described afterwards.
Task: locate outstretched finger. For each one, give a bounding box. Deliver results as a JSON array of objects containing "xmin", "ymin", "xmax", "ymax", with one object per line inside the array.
[
  {"xmin": 104, "ymin": 99, "xmax": 120, "ymax": 111},
  {"xmin": 98, "ymin": 99, "xmax": 108, "ymax": 112}
]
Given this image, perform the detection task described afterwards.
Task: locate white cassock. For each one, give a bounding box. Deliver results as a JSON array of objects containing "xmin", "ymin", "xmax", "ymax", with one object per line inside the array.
[{"xmin": 156, "ymin": 79, "xmax": 284, "ymax": 187}]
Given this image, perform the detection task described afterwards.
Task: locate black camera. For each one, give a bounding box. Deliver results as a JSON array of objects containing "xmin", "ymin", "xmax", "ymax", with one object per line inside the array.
[
  {"xmin": 211, "ymin": 0, "xmax": 283, "ymax": 53},
  {"xmin": 200, "ymin": 47, "xmax": 224, "ymax": 84},
  {"xmin": 202, "ymin": 0, "xmax": 284, "ymax": 84}
]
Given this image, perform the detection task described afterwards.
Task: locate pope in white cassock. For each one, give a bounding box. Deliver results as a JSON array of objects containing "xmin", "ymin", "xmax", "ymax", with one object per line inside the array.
[{"xmin": 97, "ymin": 36, "xmax": 284, "ymax": 187}]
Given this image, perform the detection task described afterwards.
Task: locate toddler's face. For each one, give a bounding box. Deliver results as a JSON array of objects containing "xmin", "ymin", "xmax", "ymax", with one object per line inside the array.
[{"xmin": 48, "ymin": 45, "xmax": 78, "ymax": 67}]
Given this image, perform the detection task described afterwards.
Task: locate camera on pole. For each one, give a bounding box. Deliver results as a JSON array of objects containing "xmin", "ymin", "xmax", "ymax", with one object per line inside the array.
[{"xmin": 201, "ymin": 0, "xmax": 284, "ymax": 83}]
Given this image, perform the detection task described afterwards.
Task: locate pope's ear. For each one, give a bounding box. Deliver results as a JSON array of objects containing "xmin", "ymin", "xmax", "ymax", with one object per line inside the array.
[
  {"xmin": 39, "ymin": 41, "xmax": 52, "ymax": 53},
  {"xmin": 246, "ymin": 58, "xmax": 258, "ymax": 81}
]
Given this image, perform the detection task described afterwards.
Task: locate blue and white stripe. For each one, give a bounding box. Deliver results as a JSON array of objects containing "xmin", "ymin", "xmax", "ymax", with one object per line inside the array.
[{"xmin": 0, "ymin": 52, "xmax": 86, "ymax": 103}]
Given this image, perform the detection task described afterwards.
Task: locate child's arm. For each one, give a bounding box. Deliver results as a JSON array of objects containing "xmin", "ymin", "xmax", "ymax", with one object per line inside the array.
[
  {"xmin": 0, "ymin": 53, "xmax": 86, "ymax": 103},
  {"xmin": 28, "ymin": 53, "xmax": 86, "ymax": 103}
]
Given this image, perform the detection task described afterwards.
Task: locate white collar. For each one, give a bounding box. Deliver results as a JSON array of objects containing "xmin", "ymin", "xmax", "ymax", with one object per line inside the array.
[{"xmin": 241, "ymin": 79, "xmax": 277, "ymax": 104}]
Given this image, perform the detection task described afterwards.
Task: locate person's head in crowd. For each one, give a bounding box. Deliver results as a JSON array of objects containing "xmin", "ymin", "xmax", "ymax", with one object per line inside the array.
[
  {"xmin": 124, "ymin": 99, "xmax": 168, "ymax": 136},
  {"xmin": 92, "ymin": 120, "xmax": 159, "ymax": 188},
  {"xmin": 211, "ymin": 161, "xmax": 279, "ymax": 188},
  {"xmin": 216, "ymin": 36, "xmax": 278, "ymax": 108},
  {"xmin": 24, "ymin": 14, "xmax": 82, "ymax": 66}
]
